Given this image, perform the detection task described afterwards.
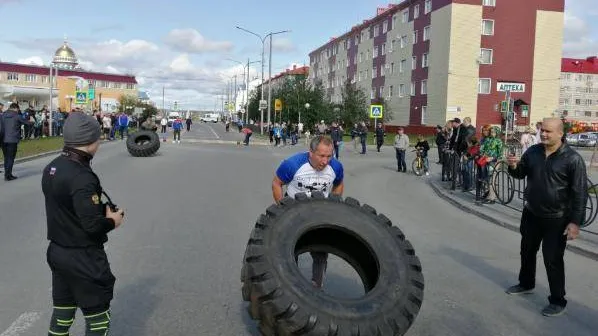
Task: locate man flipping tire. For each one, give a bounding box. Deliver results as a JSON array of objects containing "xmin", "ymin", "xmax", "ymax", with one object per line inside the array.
[{"xmin": 271, "ymin": 135, "xmax": 344, "ymax": 288}]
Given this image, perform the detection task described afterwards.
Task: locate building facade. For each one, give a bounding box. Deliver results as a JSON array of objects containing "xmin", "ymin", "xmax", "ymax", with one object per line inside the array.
[
  {"xmin": 308, "ymin": 0, "xmax": 564, "ymax": 132},
  {"xmin": 558, "ymin": 56, "xmax": 598, "ymax": 122},
  {"xmin": 257, "ymin": 65, "xmax": 309, "ymax": 94},
  {"xmin": 0, "ymin": 39, "xmax": 137, "ymax": 112}
]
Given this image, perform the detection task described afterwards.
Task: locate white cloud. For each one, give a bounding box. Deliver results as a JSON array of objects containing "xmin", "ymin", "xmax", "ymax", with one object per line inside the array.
[
  {"xmin": 16, "ymin": 56, "xmax": 44, "ymax": 66},
  {"xmin": 164, "ymin": 29, "xmax": 234, "ymax": 53},
  {"xmin": 266, "ymin": 38, "xmax": 296, "ymax": 53},
  {"xmin": 563, "ymin": 3, "xmax": 598, "ymax": 58}
]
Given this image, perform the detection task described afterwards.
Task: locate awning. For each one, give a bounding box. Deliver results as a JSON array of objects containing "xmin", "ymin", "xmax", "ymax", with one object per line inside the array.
[{"xmin": 0, "ymin": 84, "xmax": 59, "ymax": 99}]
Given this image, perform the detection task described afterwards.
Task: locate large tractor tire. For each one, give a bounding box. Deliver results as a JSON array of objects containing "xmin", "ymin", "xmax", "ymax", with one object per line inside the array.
[
  {"xmin": 126, "ymin": 130, "xmax": 160, "ymax": 157},
  {"xmin": 241, "ymin": 192, "xmax": 424, "ymax": 336}
]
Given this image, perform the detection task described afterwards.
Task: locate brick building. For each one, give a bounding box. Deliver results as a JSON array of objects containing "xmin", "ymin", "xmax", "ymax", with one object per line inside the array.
[
  {"xmin": 558, "ymin": 56, "xmax": 598, "ymax": 122},
  {"xmin": 308, "ymin": 0, "xmax": 564, "ymax": 133}
]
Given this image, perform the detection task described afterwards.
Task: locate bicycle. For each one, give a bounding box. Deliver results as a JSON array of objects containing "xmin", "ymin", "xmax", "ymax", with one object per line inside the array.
[{"xmin": 411, "ymin": 148, "xmax": 427, "ymax": 176}]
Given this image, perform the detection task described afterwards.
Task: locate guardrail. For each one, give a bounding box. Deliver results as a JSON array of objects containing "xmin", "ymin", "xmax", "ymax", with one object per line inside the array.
[{"xmin": 439, "ymin": 148, "xmax": 598, "ymax": 229}]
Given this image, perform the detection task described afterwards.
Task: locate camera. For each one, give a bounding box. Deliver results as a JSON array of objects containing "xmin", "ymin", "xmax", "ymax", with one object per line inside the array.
[{"xmin": 102, "ymin": 191, "xmax": 124, "ymax": 217}]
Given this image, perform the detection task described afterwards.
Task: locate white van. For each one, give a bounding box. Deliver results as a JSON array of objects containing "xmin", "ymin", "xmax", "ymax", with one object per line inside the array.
[
  {"xmin": 201, "ymin": 113, "xmax": 219, "ymax": 123},
  {"xmin": 167, "ymin": 112, "xmax": 181, "ymax": 127}
]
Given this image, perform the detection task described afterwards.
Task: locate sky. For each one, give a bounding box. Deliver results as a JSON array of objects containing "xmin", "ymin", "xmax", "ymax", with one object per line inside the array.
[{"xmin": 0, "ymin": 0, "xmax": 596, "ymax": 110}]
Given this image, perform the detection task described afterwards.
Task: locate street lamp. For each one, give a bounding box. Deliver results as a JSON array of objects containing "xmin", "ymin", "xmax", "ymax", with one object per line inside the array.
[
  {"xmin": 235, "ymin": 26, "xmax": 291, "ymax": 134},
  {"xmin": 302, "ymin": 102, "xmax": 310, "ymax": 125},
  {"xmin": 226, "ymin": 58, "xmax": 261, "ymax": 124}
]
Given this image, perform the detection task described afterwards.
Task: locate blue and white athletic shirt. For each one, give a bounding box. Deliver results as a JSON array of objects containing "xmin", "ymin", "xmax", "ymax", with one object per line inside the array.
[{"xmin": 276, "ymin": 152, "xmax": 344, "ymax": 198}]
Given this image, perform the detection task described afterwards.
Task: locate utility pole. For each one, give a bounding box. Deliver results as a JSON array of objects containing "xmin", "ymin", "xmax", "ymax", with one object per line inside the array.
[
  {"xmin": 162, "ymin": 86, "xmax": 165, "ymax": 117},
  {"xmin": 267, "ymin": 34, "xmax": 273, "ymax": 128},
  {"xmin": 233, "ymin": 75, "xmax": 238, "ymax": 119},
  {"xmin": 246, "ymin": 58, "xmax": 250, "ymax": 124}
]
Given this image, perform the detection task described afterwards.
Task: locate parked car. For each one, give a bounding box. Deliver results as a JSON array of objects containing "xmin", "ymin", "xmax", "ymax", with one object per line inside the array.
[
  {"xmin": 566, "ymin": 133, "xmax": 580, "ymax": 146},
  {"xmin": 577, "ymin": 132, "xmax": 597, "ymax": 147}
]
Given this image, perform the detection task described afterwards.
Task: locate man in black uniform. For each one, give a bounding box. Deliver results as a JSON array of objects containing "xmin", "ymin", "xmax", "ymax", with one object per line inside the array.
[
  {"xmin": 42, "ymin": 112, "xmax": 124, "ymax": 335},
  {"xmin": 505, "ymin": 117, "xmax": 587, "ymax": 317}
]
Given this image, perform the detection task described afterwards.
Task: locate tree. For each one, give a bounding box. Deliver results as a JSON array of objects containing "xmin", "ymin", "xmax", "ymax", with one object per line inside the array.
[
  {"xmin": 370, "ymin": 97, "xmax": 394, "ymax": 124},
  {"xmin": 118, "ymin": 94, "xmax": 138, "ymax": 114},
  {"xmin": 138, "ymin": 102, "xmax": 158, "ymax": 120},
  {"xmin": 339, "ymin": 79, "xmax": 369, "ymax": 128}
]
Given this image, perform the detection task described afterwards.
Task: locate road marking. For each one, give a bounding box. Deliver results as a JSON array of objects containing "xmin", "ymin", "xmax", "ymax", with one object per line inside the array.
[
  {"xmin": 205, "ymin": 124, "xmax": 220, "ymax": 139},
  {"xmin": 0, "ymin": 312, "xmax": 41, "ymax": 336}
]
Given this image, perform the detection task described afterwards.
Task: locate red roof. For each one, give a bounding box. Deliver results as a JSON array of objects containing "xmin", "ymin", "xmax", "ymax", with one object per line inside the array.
[
  {"xmin": 0, "ymin": 61, "xmax": 137, "ymax": 84},
  {"xmin": 561, "ymin": 56, "xmax": 598, "ymax": 74},
  {"xmin": 263, "ymin": 65, "xmax": 309, "ymax": 84}
]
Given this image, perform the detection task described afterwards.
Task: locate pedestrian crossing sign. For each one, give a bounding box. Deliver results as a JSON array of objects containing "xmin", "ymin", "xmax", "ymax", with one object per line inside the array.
[
  {"xmin": 75, "ymin": 91, "xmax": 87, "ymax": 104},
  {"xmin": 370, "ymin": 104, "xmax": 383, "ymax": 119}
]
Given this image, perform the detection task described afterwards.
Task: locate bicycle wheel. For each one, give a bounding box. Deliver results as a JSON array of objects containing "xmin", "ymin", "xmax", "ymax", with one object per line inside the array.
[
  {"xmin": 491, "ymin": 162, "xmax": 515, "ymax": 205},
  {"xmin": 412, "ymin": 158, "xmax": 424, "ymax": 176}
]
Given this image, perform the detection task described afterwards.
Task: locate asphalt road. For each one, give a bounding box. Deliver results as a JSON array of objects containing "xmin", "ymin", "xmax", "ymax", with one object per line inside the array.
[{"xmin": 1, "ymin": 124, "xmax": 597, "ymax": 336}]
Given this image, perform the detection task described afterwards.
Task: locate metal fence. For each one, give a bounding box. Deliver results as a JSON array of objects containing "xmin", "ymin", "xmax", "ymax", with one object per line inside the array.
[{"xmin": 439, "ymin": 148, "xmax": 598, "ymax": 229}]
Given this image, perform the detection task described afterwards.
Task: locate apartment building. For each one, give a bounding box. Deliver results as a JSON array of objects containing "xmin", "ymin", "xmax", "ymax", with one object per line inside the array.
[
  {"xmin": 558, "ymin": 56, "xmax": 598, "ymax": 121},
  {"xmin": 257, "ymin": 65, "xmax": 309, "ymax": 94},
  {"xmin": 308, "ymin": 0, "xmax": 564, "ymax": 132}
]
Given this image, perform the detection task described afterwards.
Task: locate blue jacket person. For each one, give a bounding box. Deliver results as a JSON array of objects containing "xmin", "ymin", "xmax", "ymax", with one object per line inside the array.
[{"xmin": 42, "ymin": 112, "xmax": 124, "ymax": 335}]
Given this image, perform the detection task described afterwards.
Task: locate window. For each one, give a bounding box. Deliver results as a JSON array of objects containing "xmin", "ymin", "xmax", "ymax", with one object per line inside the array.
[
  {"xmin": 483, "ymin": 0, "xmax": 496, "ymax": 6},
  {"xmin": 400, "ymin": 59, "xmax": 406, "ymax": 73},
  {"xmin": 381, "ymin": 43, "xmax": 386, "ymax": 55},
  {"xmin": 371, "ymin": 88, "xmax": 375, "ymax": 99},
  {"xmin": 391, "ymin": 62, "xmax": 395, "ymax": 74},
  {"xmin": 480, "ymin": 48, "xmax": 493, "ymax": 64},
  {"xmin": 373, "ymin": 47, "xmax": 378, "ymax": 58},
  {"xmin": 412, "ymin": 56, "xmax": 417, "ymax": 70},
  {"xmin": 478, "ymin": 78, "xmax": 491, "ymax": 94},
  {"xmin": 421, "ymin": 80, "xmax": 428, "ymax": 95},
  {"xmin": 390, "ymin": 39, "xmax": 396, "ymax": 52},
  {"xmin": 389, "ymin": 85, "xmax": 394, "ymax": 97},
  {"xmin": 423, "ymin": 26, "xmax": 431, "ymax": 41},
  {"xmin": 402, "ymin": 10, "xmax": 409, "ymax": 23},
  {"xmin": 383, "ymin": 21, "xmax": 388, "ymax": 33},
  {"xmin": 381, "ymin": 64, "xmax": 386, "ymax": 76},
  {"xmin": 374, "ymin": 25, "xmax": 379, "ymax": 37},
  {"xmin": 372, "ymin": 66, "xmax": 377, "ymax": 78},
  {"xmin": 400, "ymin": 35, "xmax": 407, "ymax": 48},
  {"xmin": 422, "ymin": 53, "xmax": 429, "ymax": 67},
  {"xmin": 393, "ymin": 15, "xmax": 397, "ymax": 28},
  {"xmin": 24, "ymin": 74, "xmax": 36, "ymax": 82},
  {"xmin": 482, "ymin": 20, "xmax": 495, "ymax": 35},
  {"xmin": 421, "ymin": 106, "xmax": 428, "ymax": 125},
  {"xmin": 358, "ymin": 71, "xmax": 362, "ymax": 81},
  {"xmin": 413, "ymin": 30, "xmax": 419, "ymax": 44},
  {"xmin": 411, "ymin": 82, "xmax": 416, "ymax": 96},
  {"xmin": 414, "ymin": 4, "xmax": 420, "ymax": 18},
  {"xmin": 399, "ymin": 84, "xmax": 406, "ymax": 97},
  {"xmin": 424, "ymin": 0, "xmax": 432, "ymax": 14},
  {"xmin": 379, "ymin": 86, "xmax": 384, "ymax": 97},
  {"xmin": 7, "ymin": 72, "xmax": 18, "ymax": 81},
  {"xmin": 359, "ymin": 52, "xmax": 363, "ymax": 62}
]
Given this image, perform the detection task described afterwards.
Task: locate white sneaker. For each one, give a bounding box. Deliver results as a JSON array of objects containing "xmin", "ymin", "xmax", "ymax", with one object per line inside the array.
[
  {"xmin": 172, "ymin": 140, "xmax": 176, "ymax": 143},
  {"xmin": 425, "ymin": 172, "xmax": 430, "ymax": 176},
  {"xmin": 178, "ymin": 140, "xmax": 181, "ymax": 143}
]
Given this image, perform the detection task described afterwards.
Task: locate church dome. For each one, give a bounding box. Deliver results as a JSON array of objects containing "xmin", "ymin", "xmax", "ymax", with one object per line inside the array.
[{"xmin": 52, "ymin": 38, "xmax": 78, "ymax": 69}]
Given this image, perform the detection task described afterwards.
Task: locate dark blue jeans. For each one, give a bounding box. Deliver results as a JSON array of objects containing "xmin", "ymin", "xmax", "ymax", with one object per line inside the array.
[{"xmin": 395, "ymin": 148, "xmax": 406, "ymax": 171}]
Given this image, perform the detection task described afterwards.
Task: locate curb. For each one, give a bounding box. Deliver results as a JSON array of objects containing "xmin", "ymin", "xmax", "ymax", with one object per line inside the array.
[
  {"xmin": 179, "ymin": 139, "xmax": 272, "ymax": 146},
  {"xmin": 0, "ymin": 150, "xmax": 62, "ymax": 168},
  {"xmin": 427, "ymin": 179, "xmax": 598, "ymax": 262}
]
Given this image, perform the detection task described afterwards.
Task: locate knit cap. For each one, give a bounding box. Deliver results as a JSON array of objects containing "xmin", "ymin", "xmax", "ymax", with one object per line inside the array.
[{"xmin": 63, "ymin": 112, "xmax": 101, "ymax": 147}]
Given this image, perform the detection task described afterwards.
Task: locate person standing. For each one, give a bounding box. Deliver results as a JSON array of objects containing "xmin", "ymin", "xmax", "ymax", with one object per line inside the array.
[
  {"xmin": 375, "ymin": 123, "xmax": 385, "ymax": 152},
  {"xmin": 394, "ymin": 127, "xmax": 409, "ymax": 172},
  {"xmin": 505, "ymin": 118, "xmax": 587, "ymax": 317},
  {"xmin": 329, "ymin": 122, "xmax": 343, "ymax": 159},
  {"xmin": 172, "ymin": 117, "xmax": 183, "ymax": 143},
  {"xmin": 435, "ymin": 125, "xmax": 447, "ymax": 164},
  {"xmin": 185, "ymin": 116, "xmax": 193, "ymax": 132},
  {"xmin": 272, "ymin": 136, "xmax": 344, "ymax": 288},
  {"xmin": 42, "ymin": 112, "xmax": 124, "ymax": 335},
  {"xmin": 160, "ymin": 117, "xmax": 167, "ymax": 133},
  {"xmin": 1, "ymin": 102, "xmax": 32, "ymax": 181}
]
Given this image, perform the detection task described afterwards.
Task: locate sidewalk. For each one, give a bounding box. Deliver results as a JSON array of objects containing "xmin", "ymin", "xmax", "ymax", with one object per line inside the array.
[{"xmin": 428, "ymin": 172, "xmax": 598, "ymax": 261}]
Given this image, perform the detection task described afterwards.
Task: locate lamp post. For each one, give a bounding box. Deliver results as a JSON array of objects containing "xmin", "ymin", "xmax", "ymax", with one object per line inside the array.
[
  {"xmin": 235, "ymin": 26, "xmax": 291, "ymax": 134},
  {"xmin": 302, "ymin": 102, "xmax": 310, "ymax": 126},
  {"xmin": 226, "ymin": 58, "xmax": 261, "ymax": 124},
  {"xmin": 48, "ymin": 63, "xmax": 58, "ymax": 136}
]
